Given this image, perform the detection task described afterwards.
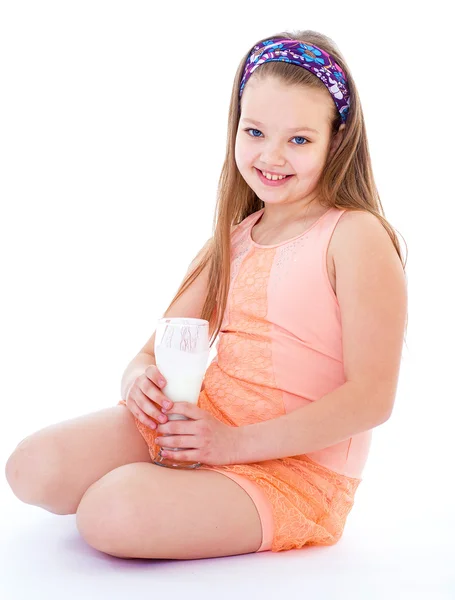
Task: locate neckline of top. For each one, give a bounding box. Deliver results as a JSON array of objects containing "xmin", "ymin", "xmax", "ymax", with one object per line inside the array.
[{"xmin": 248, "ymin": 206, "xmax": 335, "ymax": 249}]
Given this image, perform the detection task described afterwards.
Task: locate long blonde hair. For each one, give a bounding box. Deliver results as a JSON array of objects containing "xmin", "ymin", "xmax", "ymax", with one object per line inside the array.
[{"xmin": 163, "ymin": 29, "xmax": 408, "ymax": 348}]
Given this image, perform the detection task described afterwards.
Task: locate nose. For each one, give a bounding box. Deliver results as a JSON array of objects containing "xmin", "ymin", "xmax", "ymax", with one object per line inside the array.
[{"xmin": 260, "ymin": 141, "xmax": 286, "ymax": 167}]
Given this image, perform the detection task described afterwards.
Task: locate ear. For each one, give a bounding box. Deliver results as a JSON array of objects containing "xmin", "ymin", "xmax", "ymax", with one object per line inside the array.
[{"xmin": 328, "ymin": 123, "xmax": 346, "ymax": 159}]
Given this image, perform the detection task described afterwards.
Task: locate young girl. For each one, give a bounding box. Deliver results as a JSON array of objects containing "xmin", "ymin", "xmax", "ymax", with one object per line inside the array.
[{"xmin": 6, "ymin": 30, "xmax": 408, "ymax": 559}]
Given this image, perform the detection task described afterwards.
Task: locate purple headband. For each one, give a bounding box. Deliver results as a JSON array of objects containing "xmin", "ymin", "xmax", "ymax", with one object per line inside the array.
[{"xmin": 239, "ymin": 38, "xmax": 350, "ymax": 123}]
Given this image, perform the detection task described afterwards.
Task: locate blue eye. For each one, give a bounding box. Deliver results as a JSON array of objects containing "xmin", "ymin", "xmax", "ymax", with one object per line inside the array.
[
  {"xmin": 246, "ymin": 128, "xmax": 262, "ymax": 138},
  {"xmin": 244, "ymin": 128, "xmax": 309, "ymax": 146}
]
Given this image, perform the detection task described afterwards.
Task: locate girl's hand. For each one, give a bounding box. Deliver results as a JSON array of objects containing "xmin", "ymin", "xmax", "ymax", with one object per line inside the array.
[
  {"xmin": 155, "ymin": 402, "xmax": 241, "ymax": 466},
  {"xmin": 125, "ymin": 365, "xmax": 173, "ymax": 429}
]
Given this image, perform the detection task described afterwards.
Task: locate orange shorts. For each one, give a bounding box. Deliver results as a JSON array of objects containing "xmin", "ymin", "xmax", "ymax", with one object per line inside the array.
[
  {"xmin": 197, "ymin": 466, "xmax": 274, "ymax": 552},
  {"xmin": 118, "ymin": 399, "xmax": 361, "ymax": 553}
]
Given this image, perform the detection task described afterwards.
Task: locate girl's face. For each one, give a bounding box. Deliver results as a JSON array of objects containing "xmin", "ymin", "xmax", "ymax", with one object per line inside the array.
[{"xmin": 235, "ymin": 77, "xmax": 340, "ymax": 207}]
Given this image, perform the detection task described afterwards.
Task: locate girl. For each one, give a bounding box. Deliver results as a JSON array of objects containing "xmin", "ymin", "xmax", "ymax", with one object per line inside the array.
[{"xmin": 6, "ymin": 30, "xmax": 408, "ymax": 559}]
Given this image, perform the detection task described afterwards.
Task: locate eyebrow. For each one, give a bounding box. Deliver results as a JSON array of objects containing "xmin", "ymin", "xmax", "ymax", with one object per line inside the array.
[{"xmin": 241, "ymin": 118, "xmax": 319, "ymax": 134}]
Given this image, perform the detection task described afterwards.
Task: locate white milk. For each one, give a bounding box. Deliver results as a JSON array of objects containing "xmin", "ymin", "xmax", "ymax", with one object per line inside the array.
[{"xmin": 155, "ymin": 345, "xmax": 210, "ymax": 422}]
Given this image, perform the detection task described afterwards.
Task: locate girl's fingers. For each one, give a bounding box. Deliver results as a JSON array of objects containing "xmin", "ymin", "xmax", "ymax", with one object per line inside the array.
[
  {"xmin": 134, "ymin": 389, "xmax": 168, "ymax": 424},
  {"xmin": 127, "ymin": 398, "xmax": 158, "ymax": 429}
]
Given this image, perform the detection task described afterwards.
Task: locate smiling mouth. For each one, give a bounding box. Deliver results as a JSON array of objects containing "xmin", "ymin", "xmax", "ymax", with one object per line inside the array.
[
  {"xmin": 255, "ymin": 167, "xmax": 295, "ymax": 185},
  {"xmin": 255, "ymin": 167, "xmax": 292, "ymax": 179}
]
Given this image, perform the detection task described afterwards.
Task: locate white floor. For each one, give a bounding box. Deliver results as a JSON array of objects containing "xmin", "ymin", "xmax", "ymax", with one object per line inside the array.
[{"xmin": 1, "ymin": 451, "xmax": 453, "ymax": 600}]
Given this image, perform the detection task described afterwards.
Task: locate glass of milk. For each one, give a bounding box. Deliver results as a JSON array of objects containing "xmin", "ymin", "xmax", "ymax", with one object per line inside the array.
[{"xmin": 152, "ymin": 317, "xmax": 210, "ymax": 469}]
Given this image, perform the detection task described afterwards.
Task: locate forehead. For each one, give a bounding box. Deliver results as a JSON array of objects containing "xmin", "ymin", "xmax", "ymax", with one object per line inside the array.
[{"xmin": 240, "ymin": 76, "xmax": 333, "ymax": 131}]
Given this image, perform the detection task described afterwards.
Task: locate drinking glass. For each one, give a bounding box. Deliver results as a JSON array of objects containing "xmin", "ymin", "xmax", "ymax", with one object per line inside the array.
[{"xmin": 152, "ymin": 317, "xmax": 210, "ymax": 469}]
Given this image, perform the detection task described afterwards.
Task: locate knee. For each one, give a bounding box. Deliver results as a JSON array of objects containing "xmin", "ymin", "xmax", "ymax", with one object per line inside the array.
[
  {"xmin": 76, "ymin": 468, "xmax": 143, "ymax": 557},
  {"xmin": 76, "ymin": 482, "xmax": 121, "ymax": 555},
  {"xmin": 5, "ymin": 433, "xmax": 67, "ymax": 514}
]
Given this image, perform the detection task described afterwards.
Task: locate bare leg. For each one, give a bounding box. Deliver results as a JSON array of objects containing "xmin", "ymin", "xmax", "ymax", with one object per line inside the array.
[
  {"xmin": 5, "ymin": 405, "xmax": 152, "ymax": 515},
  {"xmin": 76, "ymin": 462, "xmax": 264, "ymax": 559}
]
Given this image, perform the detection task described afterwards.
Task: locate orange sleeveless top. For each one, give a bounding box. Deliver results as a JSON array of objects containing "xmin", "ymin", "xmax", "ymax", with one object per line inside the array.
[{"xmin": 202, "ymin": 206, "xmax": 372, "ymax": 479}]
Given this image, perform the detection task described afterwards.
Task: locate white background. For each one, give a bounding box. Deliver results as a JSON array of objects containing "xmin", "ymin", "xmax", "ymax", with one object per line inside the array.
[{"xmin": 1, "ymin": 1, "xmax": 454, "ymax": 598}]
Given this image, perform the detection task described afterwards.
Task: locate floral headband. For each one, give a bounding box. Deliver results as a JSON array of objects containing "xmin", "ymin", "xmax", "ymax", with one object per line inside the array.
[{"xmin": 239, "ymin": 38, "xmax": 350, "ymax": 123}]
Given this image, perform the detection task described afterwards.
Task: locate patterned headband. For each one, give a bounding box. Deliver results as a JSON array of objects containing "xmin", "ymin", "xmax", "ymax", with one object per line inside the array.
[{"xmin": 239, "ymin": 38, "xmax": 350, "ymax": 123}]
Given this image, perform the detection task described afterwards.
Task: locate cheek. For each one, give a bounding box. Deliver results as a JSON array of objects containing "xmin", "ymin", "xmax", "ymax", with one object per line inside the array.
[
  {"xmin": 234, "ymin": 138, "xmax": 243, "ymax": 167},
  {"xmin": 234, "ymin": 140, "xmax": 254, "ymax": 172},
  {"xmin": 295, "ymin": 151, "xmax": 324, "ymax": 178}
]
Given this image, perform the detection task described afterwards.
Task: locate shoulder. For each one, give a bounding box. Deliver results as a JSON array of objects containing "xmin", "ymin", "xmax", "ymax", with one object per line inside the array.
[
  {"xmin": 335, "ymin": 207, "xmax": 384, "ymax": 231},
  {"xmin": 332, "ymin": 209, "xmax": 397, "ymax": 262},
  {"xmin": 231, "ymin": 210, "xmax": 261, "ymax": 235},
  {"xmin": 333, "ymin": 209, "xmax": 405, "ymax": 296}
]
